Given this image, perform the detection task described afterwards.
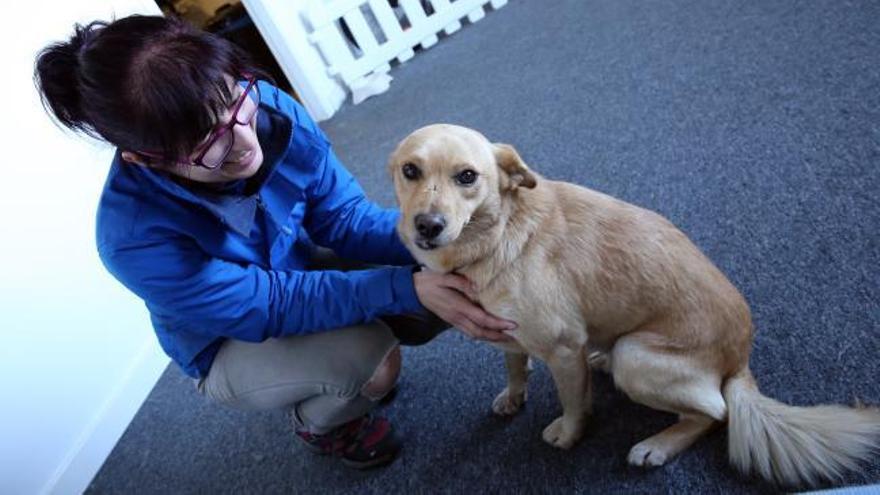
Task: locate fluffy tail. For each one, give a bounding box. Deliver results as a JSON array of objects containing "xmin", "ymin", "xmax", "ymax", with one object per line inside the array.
[{"xmin": 722, "ymin": 367, "xmax": 880, "ymax": 487}]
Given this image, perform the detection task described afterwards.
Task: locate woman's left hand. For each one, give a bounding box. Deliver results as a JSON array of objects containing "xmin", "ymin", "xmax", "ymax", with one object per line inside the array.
[{"xmin": 413, "ymin": 269, "xmax": 518, "ymax": 343}]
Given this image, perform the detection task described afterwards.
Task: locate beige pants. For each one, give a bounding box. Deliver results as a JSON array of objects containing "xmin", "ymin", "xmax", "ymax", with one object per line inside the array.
[{"xmin": 196, "ymin": 249, "xmax": 447, "ymax": 433}]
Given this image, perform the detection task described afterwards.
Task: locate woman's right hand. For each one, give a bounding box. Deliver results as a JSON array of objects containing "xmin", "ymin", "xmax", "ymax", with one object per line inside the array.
[{"xmin": 413, "ymin": 269, "xmax": 518, "ymax": 342}]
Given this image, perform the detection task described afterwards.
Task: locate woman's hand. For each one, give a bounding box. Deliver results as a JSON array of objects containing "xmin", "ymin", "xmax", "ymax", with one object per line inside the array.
[{"xmin": 413, "ymin": 269, "xmax": 517, "ymax": 342}]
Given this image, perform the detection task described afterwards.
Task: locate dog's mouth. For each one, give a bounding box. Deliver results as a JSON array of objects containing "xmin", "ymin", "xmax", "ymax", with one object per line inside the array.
[
  {"xmin": 415, "ymin": 238, "xmax": 440, "ymax": 251},
  {"xmin": 411, "ymin": 215, "xmax": 474, "ymax": 251}
]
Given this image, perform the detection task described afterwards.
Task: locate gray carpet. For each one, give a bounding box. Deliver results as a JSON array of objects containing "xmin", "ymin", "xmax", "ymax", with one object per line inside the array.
[{"xmin": 89, "ymin": 0, "xmax": 880, "ymax": 493}]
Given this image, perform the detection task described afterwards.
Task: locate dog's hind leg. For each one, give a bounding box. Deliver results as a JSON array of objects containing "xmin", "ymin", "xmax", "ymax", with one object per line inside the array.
[
  {"xmin": 587, "ymin": 350, "xmax": 612, "ymax": 373},
  {"xmin": 611, "ymin": 334, "xmax": 726, "ymax": 466},
  {"xmin": 627, "ymin": 413, "xmax": 717, "ymax": 466},
  {"xmin": 542, "ymin": 344, "xmax": 592, "ymax": 449},
  {"xmin": 492, "ymin": 352, "xmax": 530, "ymax": 416}
]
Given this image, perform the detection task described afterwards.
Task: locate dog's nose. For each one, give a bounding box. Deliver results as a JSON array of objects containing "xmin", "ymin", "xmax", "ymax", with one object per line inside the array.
[{"xmin": 415, "ymin": 213, "xmax": 446, "ymax": 240}]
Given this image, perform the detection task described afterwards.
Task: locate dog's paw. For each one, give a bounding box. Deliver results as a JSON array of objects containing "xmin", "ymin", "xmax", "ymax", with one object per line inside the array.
[
  {"xmin": 541, "ymin": 416, "xmax": 582, "ymax": 449},
  {"xmin": 492, "ymin": 387, "xmax": 526, "ymax": 416},
  {"xmin": 626, "ymin": 440, "xmax": 671, "ymax": 467}
]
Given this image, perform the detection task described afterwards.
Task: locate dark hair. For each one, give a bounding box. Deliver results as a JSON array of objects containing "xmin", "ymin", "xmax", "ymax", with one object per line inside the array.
[{"xmin": 34, "ymin": 15, "xmax": 269, "ymax": 161}]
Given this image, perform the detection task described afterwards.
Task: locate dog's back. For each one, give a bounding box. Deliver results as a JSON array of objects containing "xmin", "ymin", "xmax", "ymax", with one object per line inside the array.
[{"xmin": 506, "ymin": 178, "xmax": 752, "ymax": 369}]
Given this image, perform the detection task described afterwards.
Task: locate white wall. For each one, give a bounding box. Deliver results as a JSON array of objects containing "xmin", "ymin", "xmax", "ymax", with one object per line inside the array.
[{"xmin": 0, "ymin": 2, "xmax": 170, "ymax": 494}]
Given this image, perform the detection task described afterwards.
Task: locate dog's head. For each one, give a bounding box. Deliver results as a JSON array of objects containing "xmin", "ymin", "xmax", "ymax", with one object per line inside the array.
[{"xmin": 388, "ymin": 124, "xmax": 536, "ymax": 255}]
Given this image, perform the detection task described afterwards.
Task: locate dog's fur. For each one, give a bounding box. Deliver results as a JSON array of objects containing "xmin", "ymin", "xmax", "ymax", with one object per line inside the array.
[{"xmin": 389, "ymin": 124, "xmax": 880, "ymax": 487}]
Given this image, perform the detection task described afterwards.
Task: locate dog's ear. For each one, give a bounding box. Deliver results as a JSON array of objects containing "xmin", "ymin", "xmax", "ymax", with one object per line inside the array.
[{"xmin": 493, "ymin": 143, "xmax": 537, "ymax": 190}]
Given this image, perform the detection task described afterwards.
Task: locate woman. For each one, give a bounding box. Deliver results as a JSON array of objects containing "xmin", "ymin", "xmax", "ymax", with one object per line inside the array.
[{"xmin": 34, "ymin": 15, "xmax": 516, "ymax": 469}]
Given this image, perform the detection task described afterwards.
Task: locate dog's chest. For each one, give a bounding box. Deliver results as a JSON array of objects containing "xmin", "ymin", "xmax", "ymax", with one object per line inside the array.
[{"xmin": 476, "ymin": 270, "xmax": 584, "ymax": 357}]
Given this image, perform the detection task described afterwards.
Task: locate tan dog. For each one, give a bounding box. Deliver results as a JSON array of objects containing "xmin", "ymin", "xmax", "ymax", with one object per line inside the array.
[{"xmin": 388, "ymin": 124, "xmax": 880, "ymax": 487}]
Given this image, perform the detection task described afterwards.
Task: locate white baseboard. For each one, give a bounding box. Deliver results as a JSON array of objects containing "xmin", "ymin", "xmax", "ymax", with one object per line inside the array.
[{"xmin": 42, "ymin": 339, "xmax": 170, "ymax": 495}]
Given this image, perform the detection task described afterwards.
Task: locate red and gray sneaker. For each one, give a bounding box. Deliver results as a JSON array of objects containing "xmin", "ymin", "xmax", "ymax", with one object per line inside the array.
[{"xmin": 295, "ymin": 414, "xmax": 401, "ymax": 469}]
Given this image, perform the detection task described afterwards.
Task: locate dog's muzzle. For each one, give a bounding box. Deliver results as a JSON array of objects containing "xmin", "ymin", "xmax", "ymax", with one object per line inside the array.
[{"xmin": 414, "ymin": 213, "xmax": 446, "ymax": 250}]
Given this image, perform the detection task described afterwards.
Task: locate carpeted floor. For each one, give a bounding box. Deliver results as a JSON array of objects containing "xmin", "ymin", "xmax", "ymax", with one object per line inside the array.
[{"xmin": 88, "ymin": 0, "xmax": 880, "ymax": 493}]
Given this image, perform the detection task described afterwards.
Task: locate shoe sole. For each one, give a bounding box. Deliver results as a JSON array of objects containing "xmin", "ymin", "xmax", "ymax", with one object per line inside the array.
[
  {"xmin": 340, "ymin": 452, "xmax": 398, "ymax": 470},
  {"xmin": 299, "ymin": 441, "xmax": 329, "ymax": 455}
]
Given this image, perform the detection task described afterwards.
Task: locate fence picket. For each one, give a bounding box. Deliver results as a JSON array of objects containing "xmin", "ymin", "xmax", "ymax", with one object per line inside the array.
[
  {"xmin": 309, "ymin": 27, "xmax": 357, "ymax": 77},
  {"xmin": 305, "ymin": 0, "xmax": 509, "ymax": 92},
  {"xmin": 368, "ymin": 0, "xmax": 404, "ymax": 41},
  {"xmin": 342, "ymin": 8, "xmax": 380, "ymax": 52},
  {"xmin": 399, "ymin": 0, "xmax": 428, "ymax": 27},
  {"xmin": 467, "ymin": 6, "xmax": 485, "ymax": 23}
]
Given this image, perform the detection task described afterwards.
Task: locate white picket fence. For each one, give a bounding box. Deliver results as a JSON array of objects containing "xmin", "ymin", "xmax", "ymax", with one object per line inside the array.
[
  {"xmin": 242, "ymin": 0, "xmax": 508, "ymax": 120},
  {"xmin": 305, "ymin": 0, "xmax": 509, "ymax": 98}
]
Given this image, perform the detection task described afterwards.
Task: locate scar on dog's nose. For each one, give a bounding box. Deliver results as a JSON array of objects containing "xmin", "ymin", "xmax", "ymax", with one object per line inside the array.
[{"xmin": 415, "ymin": 213, "xmax": 446, "ymax": 239}]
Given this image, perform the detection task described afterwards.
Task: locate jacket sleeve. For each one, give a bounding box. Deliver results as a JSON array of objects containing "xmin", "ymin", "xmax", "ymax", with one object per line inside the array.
[
  {"xmin": 304, "ymin": 146, "xmax": 416, "ymax": 265},
  {"xmin": 270, "ymin": 84, "xmax": 415, "ymax": 265},
  {"xmin": 99, "ymin": 235, "xmax": 423, "ymax": 342}
]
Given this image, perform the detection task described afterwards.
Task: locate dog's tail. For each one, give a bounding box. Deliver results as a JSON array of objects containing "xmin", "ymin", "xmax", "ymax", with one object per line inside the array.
[{"xmin": 722, "ymin": 367, "xmax": 880, "ymax": 487}]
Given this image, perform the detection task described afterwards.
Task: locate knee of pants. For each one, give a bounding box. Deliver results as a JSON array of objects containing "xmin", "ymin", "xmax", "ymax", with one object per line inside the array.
[{"xmin": 360, "ymin": 345, "xmax": 401, "ymax": 400}]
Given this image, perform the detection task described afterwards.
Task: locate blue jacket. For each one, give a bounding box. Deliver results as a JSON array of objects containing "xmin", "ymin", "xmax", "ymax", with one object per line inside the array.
[{"xmin": 97, "ymin": 82, "xmax": 423, "ymax": 378}]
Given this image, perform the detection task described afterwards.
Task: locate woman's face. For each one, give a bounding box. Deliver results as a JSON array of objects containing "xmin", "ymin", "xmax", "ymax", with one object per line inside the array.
[{"xmin": 123, "ymin": 76, "xmax": 264, "ymax": 183}]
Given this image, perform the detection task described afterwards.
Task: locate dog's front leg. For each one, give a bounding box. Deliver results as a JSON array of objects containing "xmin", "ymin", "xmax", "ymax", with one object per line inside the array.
[
  {"xmin": 542, "ymin": 345, "xmax": 591, "ymax": 449},
  {"xmin": 492, "ymin": 352, "xmax": 530, "ymax": 416}
]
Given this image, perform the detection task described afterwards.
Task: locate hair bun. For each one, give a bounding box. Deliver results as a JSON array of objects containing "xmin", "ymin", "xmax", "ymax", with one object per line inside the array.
[
  {"xmin": 34, "ymin": 21, "xmax": 107, "ymax": 134},
  {"xmin": 70, "ymin": 21, "xmax": 104, "ymax": 53}
]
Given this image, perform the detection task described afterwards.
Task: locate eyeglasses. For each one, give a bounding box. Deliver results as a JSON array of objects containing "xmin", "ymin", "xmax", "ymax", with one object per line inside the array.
[{"xmin": 139, "ymin": 76, "xmax": 260, "ymax": 169}]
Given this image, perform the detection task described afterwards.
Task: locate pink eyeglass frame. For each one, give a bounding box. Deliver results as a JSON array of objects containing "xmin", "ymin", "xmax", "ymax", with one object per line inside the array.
[{"xmin": 138, "ymin": 75, "xmax": 259, "ymax": 169}]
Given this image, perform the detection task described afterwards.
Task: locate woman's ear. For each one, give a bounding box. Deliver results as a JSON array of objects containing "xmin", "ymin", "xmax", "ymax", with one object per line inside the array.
[
  {"xmin": 493, "ymin": 143, "xmax": 537, "ymax": 190},
  {"xmin": 120, "ymin": 151, "xmax": 150, "ymax": 167}
]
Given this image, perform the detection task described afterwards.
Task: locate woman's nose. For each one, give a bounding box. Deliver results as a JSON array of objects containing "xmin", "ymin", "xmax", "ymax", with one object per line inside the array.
[{"xmin": 230, "ymin": 115, "xmax": 255, "ymax": 147}]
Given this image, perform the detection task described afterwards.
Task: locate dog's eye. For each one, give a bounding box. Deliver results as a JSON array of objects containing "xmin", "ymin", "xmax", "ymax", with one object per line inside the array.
[
  {"xmin": 402, "ymin": 163, "xmax": 421, "ymax": 181},
  {"xmin": 455, "ymin": 169, "xmax": 478, "ymax": 186}
]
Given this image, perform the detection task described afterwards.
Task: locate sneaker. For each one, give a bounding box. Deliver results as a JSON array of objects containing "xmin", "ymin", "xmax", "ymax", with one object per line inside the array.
[{"xmin": 295, "ymin": 414, "xmax": 401, "ymax": 469}]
